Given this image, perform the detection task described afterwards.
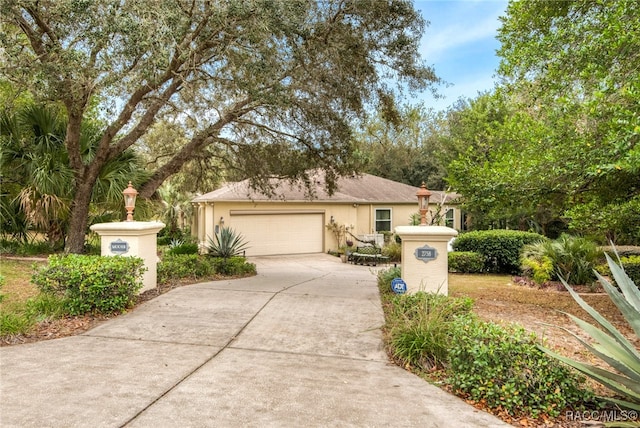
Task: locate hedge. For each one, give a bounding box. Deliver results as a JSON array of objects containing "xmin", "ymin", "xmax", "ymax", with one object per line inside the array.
[
  {"xmin": 452, "ymin": 230, "xmax": 546, "ymax": 274},
  {"xmin": 448, "ymin": 251, "xmax": 485, "ymax": 273},
  {"xmin": 32, "ymin": 255, "xmax": 145, "ymax": 315}
]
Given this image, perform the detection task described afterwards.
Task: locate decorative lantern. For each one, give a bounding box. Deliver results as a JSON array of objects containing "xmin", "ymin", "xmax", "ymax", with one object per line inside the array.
[
  {"xmin": 122, "ymin": 181, "xmax": 138, "ymax": 221},
  {"xmin": 416, "ymin": 182, "xmax": 431, "ymax": 226}
]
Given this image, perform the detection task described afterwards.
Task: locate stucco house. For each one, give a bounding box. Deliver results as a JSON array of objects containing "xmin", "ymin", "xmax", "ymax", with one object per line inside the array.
[{"xmin": 191, "ymin": 172, "xmax": 462, "ymax": 256}]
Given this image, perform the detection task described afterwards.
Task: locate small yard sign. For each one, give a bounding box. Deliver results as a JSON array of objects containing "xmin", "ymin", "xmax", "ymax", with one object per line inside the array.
[
  {"xmin": 109, "ymin": 239, "xmax": 129, "ymax": 255},
  {"xmin": 414, "ymin": 245, "xmax": 437, "ymax": 263},
  {"xmin": 391, "ymin": 278, "xmax": 407, "ymax": 295}
]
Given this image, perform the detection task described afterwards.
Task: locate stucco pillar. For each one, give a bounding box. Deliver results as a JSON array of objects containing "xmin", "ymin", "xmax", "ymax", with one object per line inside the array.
[
  {"xmin": 394, "ymin": 225, "xmax": 458, "ymax": 295},
  {"xmin": 90, "ymin": 221, "xmax": 165, "ymax": 293}
]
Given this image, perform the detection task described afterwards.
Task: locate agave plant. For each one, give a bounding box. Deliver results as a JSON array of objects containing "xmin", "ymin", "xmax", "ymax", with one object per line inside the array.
[
  {"xmin": 539, "ymin": 251, "xmax": 640, "ymax": 415},
  {"xmin": 207, "ymin": 227, "xmax": 249, "ymax": 258}
]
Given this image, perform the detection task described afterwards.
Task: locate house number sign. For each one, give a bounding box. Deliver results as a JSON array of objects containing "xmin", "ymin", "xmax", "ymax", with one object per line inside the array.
[
  {"xmin": 414, "ymin": 245, "xmax": 438, "ymax": 263},
  {"xmin": 110, "ymin": 239, "xmax": 129, "ymax": 255}
]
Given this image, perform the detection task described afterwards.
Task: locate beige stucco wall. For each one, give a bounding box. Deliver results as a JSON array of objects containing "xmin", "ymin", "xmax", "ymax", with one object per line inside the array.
[{"xmin": 191, "ymin": 200, "xmax": 461, "ymax": 253}]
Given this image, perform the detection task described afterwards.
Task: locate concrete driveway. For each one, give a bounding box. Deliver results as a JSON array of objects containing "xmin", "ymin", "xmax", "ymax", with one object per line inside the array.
[{"xmin": 0, "ymin": 254, "xmax": 509, "ymax": 427}]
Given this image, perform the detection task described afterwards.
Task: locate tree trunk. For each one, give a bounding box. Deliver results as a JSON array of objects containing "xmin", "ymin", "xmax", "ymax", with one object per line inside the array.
[{"xmin": 65, "ymin": 180, "xmax": 96, "ymax": 254}]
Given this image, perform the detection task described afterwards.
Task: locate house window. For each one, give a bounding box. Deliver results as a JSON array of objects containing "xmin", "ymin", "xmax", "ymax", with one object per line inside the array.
[
  {"xmin": 445, "ymin": 208, "xmax": 454, "ymax": 228},
  {"xmin": 375, "ymin": 209, "xmax": 392, "ymax": 232}
]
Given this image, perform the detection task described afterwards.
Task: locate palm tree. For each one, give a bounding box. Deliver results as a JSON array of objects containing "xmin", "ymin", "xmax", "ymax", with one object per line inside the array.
[
  {"xmin": 157, "ymin": 181, "xmax": 193, "ymax": 239},
  {"xmin": 1, "ymin": 103, "xmax": 148, "ymax": 250}
]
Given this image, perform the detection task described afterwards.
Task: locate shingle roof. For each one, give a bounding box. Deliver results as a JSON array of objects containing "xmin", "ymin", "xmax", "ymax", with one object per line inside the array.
[{"xmin": 192, "ymin": 173, "xmax": 458, "ymax": 205}]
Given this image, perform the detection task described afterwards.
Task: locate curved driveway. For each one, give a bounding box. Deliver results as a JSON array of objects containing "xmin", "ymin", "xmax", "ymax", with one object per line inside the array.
[{"xmin": 0, "ymin": 254, "xmax": 509, "ymax": 427}]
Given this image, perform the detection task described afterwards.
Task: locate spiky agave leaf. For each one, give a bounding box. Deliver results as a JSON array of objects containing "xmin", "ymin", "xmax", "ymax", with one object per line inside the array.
[
  {"xmin": 538, "ymin": 250, "xmax": 640, "ymax": 416},
  {"xmin": 207, "ymin": 227, "xmax": 249, "ymax": 258}
]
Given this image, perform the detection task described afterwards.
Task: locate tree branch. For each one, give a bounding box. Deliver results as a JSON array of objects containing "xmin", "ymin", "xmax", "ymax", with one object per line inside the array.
[{"xmin": 138, "ymin": 97, "xmax": 255, "ymax": 197}]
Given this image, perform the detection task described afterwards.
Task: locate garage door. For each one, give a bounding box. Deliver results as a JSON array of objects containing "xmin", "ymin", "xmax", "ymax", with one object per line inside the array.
[{"xmin": 230, "ymin": 211, "xmax": 324, "ymax": 256}]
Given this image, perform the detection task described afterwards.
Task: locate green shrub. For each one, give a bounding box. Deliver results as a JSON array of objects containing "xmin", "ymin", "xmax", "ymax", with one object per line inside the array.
[
  {"xmin": 157, "ymin": 254, "xmax": 215, "ymax": 283},
  {"xmin": 448, "ymin": 316, "xmax": 593, "ymax": 418},
  {"xmin": 452, "ymin": 230, "xmax": 545, "ymax": 274},
  {"xmin": 448, "ymin": 251, "xmax": 484, "ymax": 273},
  {"xmin": 377, "ymin": 266, "xmax": 402, "ymax": 296},
  {"xmin": 382, "ymin": 242, "xmax": 402, "ymax": 262},
  {"xmin": 522, "ymin": 235, "xmax": 601, "ymax": 285},
  {"xmin": 521, "ymin": 255, "xmax": 554, "ymax": 284},
  {"xmin": 158, "ymin": 254, "xmax": 255, "ymax": 282},
  {"xmin": 389, "ymin": 292, "xmax": 473, "ymax": 370},
  {"xmin": 157, "ymin": 236, "xmax": 172, "ymax": 246},
  {"xmin": 32, "ymin": 255, "xmax": 146, "ymax": 315},
  {"xmin": 157, "ymin": 226, "xmax": 190, "ymax": 245},
  {"xmin": 211, "ymin": 256, "xmax": 256, "ymax": 276},
  {"xmin": 166, "ymin": 241, "xmax": 199, "ymax": 255}
]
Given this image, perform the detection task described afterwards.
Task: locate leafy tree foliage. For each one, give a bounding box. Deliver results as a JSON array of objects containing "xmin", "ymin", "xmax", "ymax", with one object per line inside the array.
[
  {"xmin": 497, "ymin": 0, "xmax": 640, "ymax": 243},
  {"xmin": 1, "ymin": 0, "xmax": 439, "ymax": 252},
  {"xmin": 445, "ymin": 0, "xmax": 639, "ymax": 243},
  {"xmin": 0, "ymin": 103, "xmax": 147, "ymax": 248},
  {"xmin": 353, "ymin": 104, "xmax": 448, "ymax": 189}
]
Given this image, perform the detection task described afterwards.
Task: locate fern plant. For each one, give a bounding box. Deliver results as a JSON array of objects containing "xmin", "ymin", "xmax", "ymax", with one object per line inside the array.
[
  {"xmin": 207, "ymin": 227, "xmax": 249, "ymax": 258},
  {"xmin": 539, "ymin": 252, "xmax": 640, "ymax": 416}
]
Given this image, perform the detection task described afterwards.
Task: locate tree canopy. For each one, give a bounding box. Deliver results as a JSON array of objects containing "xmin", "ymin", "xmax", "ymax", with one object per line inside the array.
[
  {"xmin": 444, "ymin": 0, "xmax": 640, "ymax": 243},
  {"xmin": 0, "ymin": 0, "xmax": 440, "ymax": 252},
  {"xmin": 353, "ymin": 104, "xmax": 448, "ymax": 190}
]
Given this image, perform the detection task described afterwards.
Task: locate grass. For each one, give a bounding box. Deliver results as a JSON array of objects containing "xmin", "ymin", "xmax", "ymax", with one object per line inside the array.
[
  {"xmin": 448, "ymin": 273, "xmax": 625, "ymax": 327},
  {"xmin": 1, "ymin": 258, "xmax": 49, "ymax": 336},
  {"xmin": 0, "ymin": 259, "xmax": 43, "ymax": 308}
]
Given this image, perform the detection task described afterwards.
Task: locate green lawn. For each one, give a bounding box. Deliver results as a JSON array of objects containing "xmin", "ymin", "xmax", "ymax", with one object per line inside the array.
[{"xmin": 0, "ymin": 259, "xmax": 43, "ymax": 309}]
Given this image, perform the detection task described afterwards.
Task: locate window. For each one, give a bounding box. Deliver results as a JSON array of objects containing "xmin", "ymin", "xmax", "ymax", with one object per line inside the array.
[
  {"xmin": 375, "ymin": 209, "xmax": 392, "ymax": 232},
  {"xmin": 445, "ymin": 208, "xmax": 454, "ymax": 228}
]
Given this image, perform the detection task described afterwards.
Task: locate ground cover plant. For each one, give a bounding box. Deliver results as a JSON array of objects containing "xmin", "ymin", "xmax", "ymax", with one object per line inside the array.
[
  {"xmin": 376, "ymin": 267, "xmax": 640, "ymax": 427},
  {"xmin": 447, "ymin": 315, "xmax": 593, "ymax": 419}
]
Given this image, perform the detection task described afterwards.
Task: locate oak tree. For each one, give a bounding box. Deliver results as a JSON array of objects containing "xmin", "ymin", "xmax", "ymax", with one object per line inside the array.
[{"xmin": 1, "ymin": 0, "xmax": 439, "ymax": 252}]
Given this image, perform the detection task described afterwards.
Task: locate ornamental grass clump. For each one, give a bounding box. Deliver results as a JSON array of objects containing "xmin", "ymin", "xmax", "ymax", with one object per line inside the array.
[
  {"xmin": 521, "ymin": 235, "xmax": 601, "ymax": 286},
  {"xmin": 388, "ymin": 292, "xmax": 473, "ymax": 371}
]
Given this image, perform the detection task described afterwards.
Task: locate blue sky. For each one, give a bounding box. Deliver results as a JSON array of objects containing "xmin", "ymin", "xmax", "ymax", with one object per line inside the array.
[{"xmin": 414, "ymin": 0, "xmax": 509, "ymax": 111}]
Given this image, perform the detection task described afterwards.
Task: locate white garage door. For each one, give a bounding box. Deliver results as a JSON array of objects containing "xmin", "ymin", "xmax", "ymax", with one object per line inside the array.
[{"xmin": 230, "ymin": 211, "xmax": 324, "ymax": 256}]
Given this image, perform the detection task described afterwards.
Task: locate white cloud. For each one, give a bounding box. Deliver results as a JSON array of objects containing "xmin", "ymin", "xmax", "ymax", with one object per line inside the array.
[
  {"xmin": 422, "ymin": 18, "xmax": 500, "ymax": 61},
  {"xmin": 419, "ymin": 2, "xmax": 505, "ymax": 62},
  {"xmin": 411, "ymin": 1, "xmax": 508, "ymax": 111}
]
